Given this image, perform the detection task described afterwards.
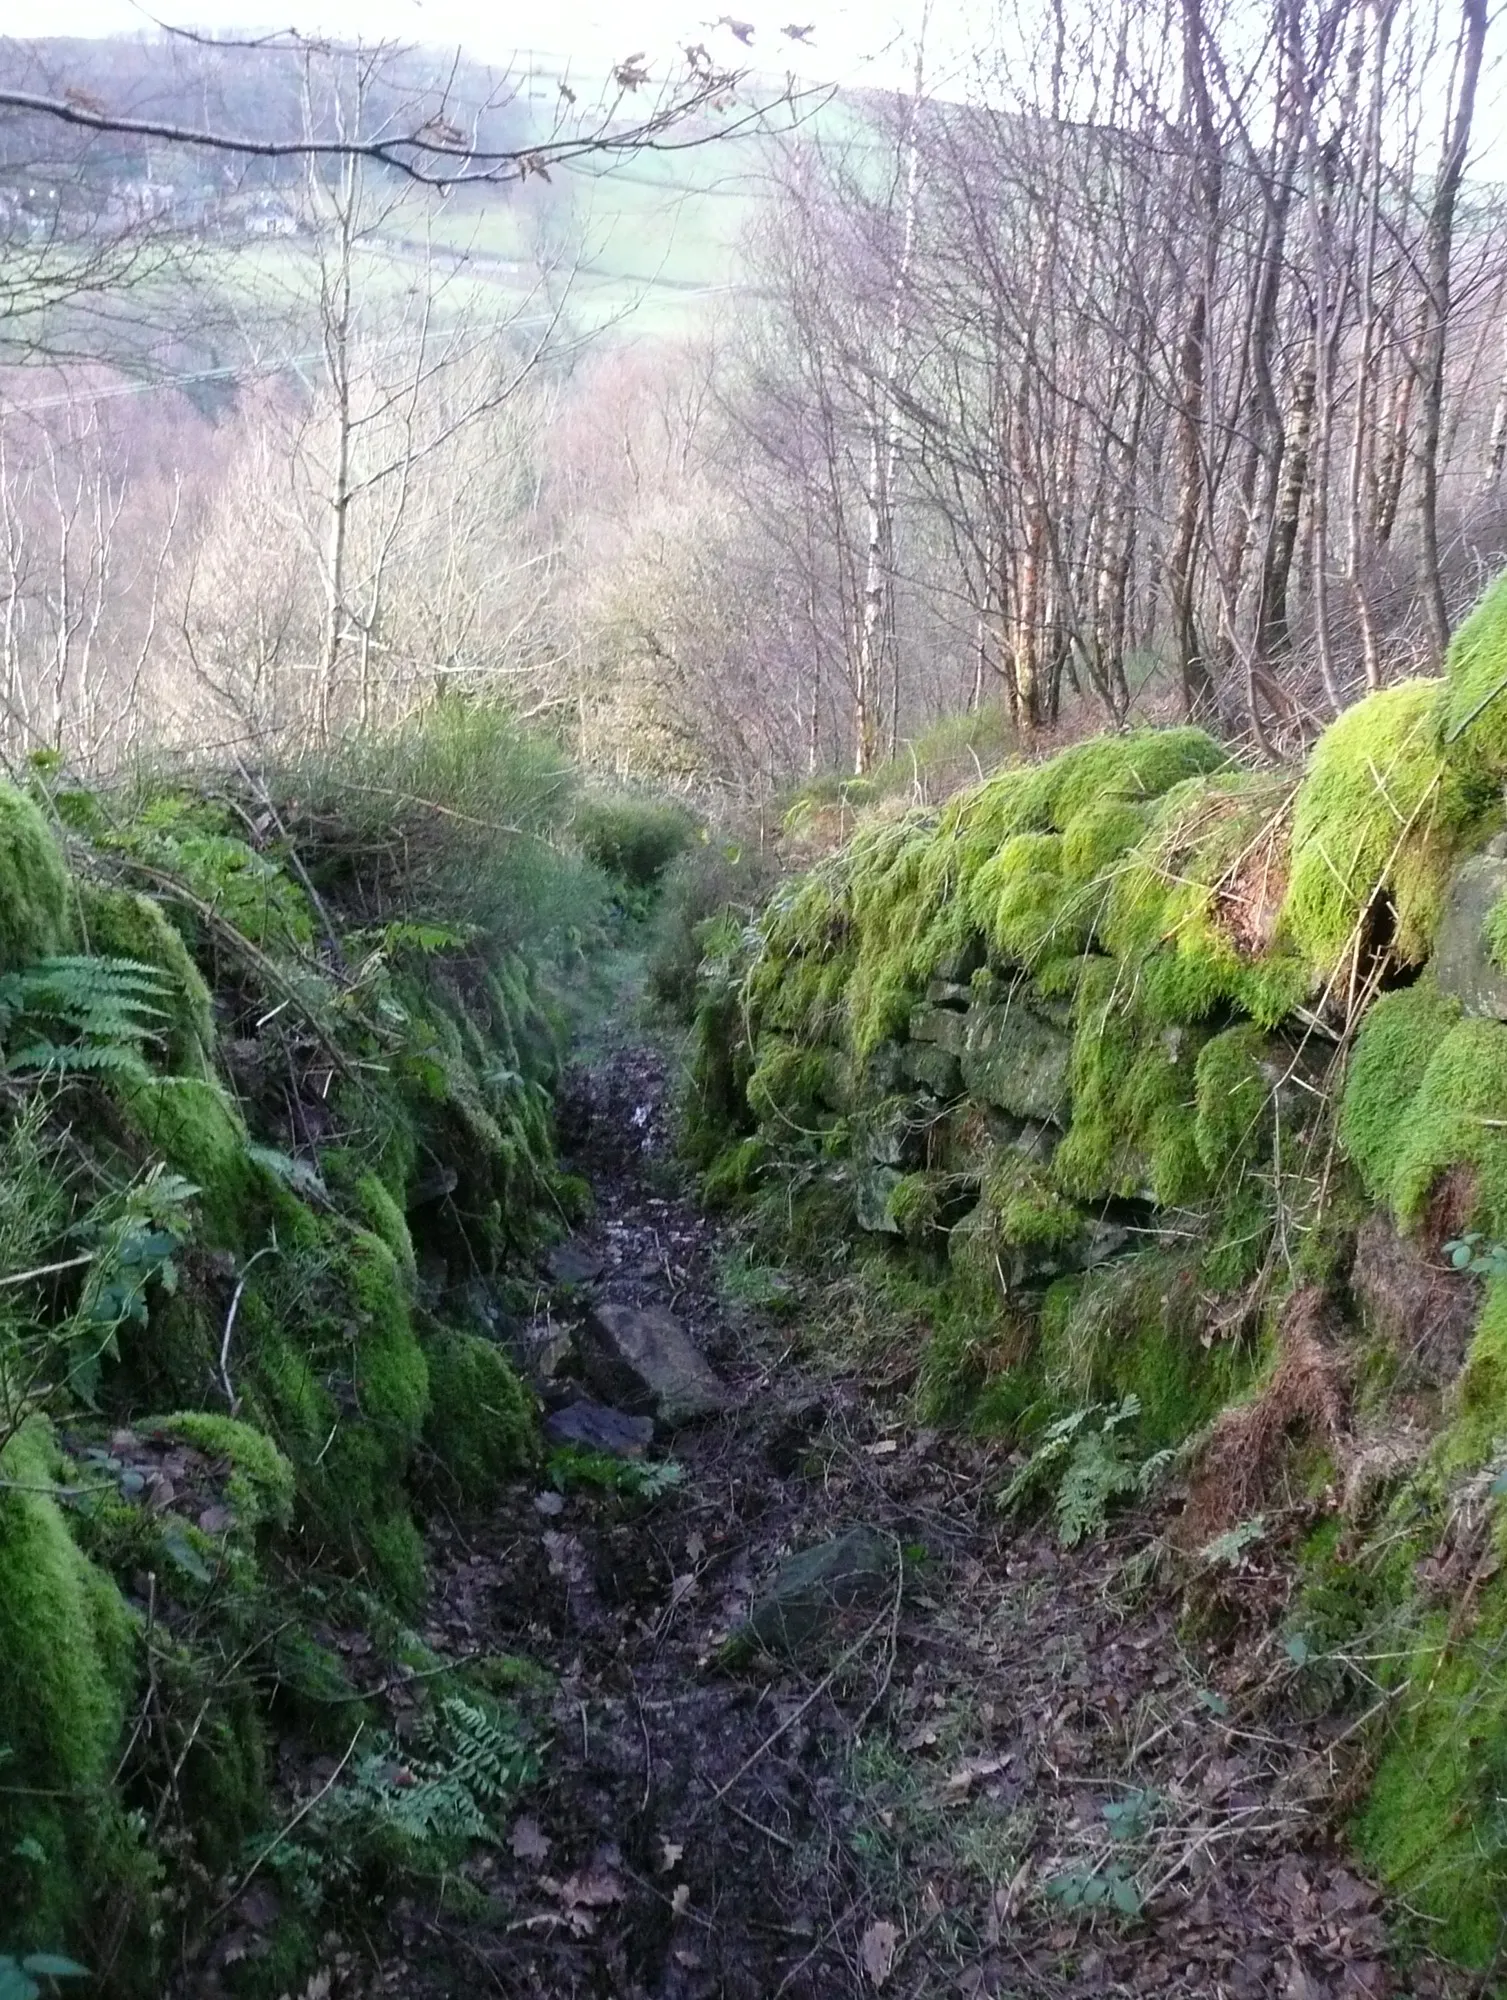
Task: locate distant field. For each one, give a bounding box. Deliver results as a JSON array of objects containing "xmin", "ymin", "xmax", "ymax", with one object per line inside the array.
[{"xmin": 196, "ymin": 96, "xmax": 877, "ymax": 351}]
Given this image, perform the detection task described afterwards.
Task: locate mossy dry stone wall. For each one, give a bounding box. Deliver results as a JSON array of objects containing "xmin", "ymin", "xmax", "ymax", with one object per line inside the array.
[
  {"xmin": 689, "ymin": 570, "xmax": 1507, "ymax": 1965},
  {"xmin": 0, "ymin": 771, "xmax": 575, "ymax": 1989}
]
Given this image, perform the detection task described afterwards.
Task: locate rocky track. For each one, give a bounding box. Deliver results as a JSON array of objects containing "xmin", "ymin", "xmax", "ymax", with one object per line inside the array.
[{"xmin": 353, "ymin": 1035, "xmax": 1469, "ymax": 2000}]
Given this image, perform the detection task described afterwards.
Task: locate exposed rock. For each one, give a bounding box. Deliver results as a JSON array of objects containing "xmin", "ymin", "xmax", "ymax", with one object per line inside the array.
[
  {"xmin": 931, "ymin": 934, "xmax": 986, "ymax": 984},
  {"xmin": 960, "ymin": 995, "xmax": 1072, "ymax": 1123},
  {"xmin": 862, "ymin": 1041, "xmax": 908, "ymax": 1097},
  {"xmin": 935, "ymin": 1102, "xmax": 1058, "ymax": 1179},
  {"xmin": 899, "ymin": 1042, "xmax": 964, "ymax": 1098},
  {"xmin": 908, "ymin": 1003, "xmax": 970, "ymax": 1054},
  {"xmin": 925, "ymin": 978, "xmax": 974, "ymax": 1007},
  {"xmin": 855, "ymin": 1163, "xmax": 904, "ymax": 1233},
  {"xmin": 508, "ymin": 1318, "xmax": 577, "ymax": 1388},
  {"xmin": 580, "ymin": 1301, "xmax": 727, "ymax": 1427},
  {"xmin": 853, "ymin": 1096, "xmax": 929, "ymax": 1168},
  {"xmin": 544, "ymin": 1399, "xmax": 656, "ymax": 1455},
  {"xmin": 727, "ymin": 1525, "xmax": 897, "ymax": 1660},
  {"xmin": 546, "ymin": 1241, "xmax": 605, "ymax": 1286},
  {"xmin": 1432, "ymin": 852, "xmax": 1507, "ymax": 1020}
]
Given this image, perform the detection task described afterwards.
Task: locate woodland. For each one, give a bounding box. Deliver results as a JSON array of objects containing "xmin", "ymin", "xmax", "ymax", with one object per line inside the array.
[{"xmin": 2, "ymin": 6, "xmax": 1507, "ymax": 1998}]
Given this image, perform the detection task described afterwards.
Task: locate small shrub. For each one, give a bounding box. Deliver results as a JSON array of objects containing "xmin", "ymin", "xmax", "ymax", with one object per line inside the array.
[
  {"xmin": 646, "ymin": 838, "xmax": 779, "ymax": 1017},
  {"xmin": 572, "ymin": 791, "xmax": 698, "ymax": 891}
]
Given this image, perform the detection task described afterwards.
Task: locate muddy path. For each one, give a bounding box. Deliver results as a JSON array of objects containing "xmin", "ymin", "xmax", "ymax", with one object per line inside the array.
[{"xmin": 364, "ymin": 1035, "xmax": 1468, "ymax": 2000}]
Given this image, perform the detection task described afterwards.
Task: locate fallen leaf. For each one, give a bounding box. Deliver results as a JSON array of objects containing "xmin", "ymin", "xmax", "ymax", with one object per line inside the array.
[
  {"xmin": 198, "ymin": 1503, "xmax": 233, "ymax": 1534},
  {"xmin": 533, "ymin": 1490, "xmax": 566, "ymax": 1517},
  {"xmin": 510, "ymin": 1815, "xmax": 551, "ymax": 1862},
  {"xmin": 685, "ymin": 1530, "xmax": 706, "ymax": 1562},
  {"xmin": 943, "ymin": 1753, "xmax": 1011, "ymax": 1796},
  {"xmin": 864, "ymin": 1439, "xmax": 899, "ymax": 1457},
  {"xmin": 671, "ymin": 1882, "xmax": 691, "ymax": 1918},
  {"xmin": 860, "ymin": 1918, "xmax": 899, "ymax": 1988},
  {"xmin": 558, "ymin": 1862, "xmax": 625, "ymax": 1909},
  {"xmin": 658, "ymin": 1837, "xmax": 685, "ymax": 1873}
]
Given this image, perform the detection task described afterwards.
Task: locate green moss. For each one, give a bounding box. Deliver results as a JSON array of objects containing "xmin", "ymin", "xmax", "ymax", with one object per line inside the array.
[
  {"xmin": 1434, "ymin": 567, "xmax": 1507, "ymax": 787},
  {"xmin": 362, "ymin": 1504, "xmax": 425, "ymax": 1609},
  {"xmin": 145, "ymin": 1412, "xmax": 295, "ymax": 1532},
  {"xmin": 1382, "ymin": 1018, "xmax": 1507, "ymax": 1239},
  {"xmin": 0, "ymin": 1417, "xmax": 137, "ymax": 1945},
  {"xmin": 1194, "ymin": 1025, "xmax": 1274, "ymax": 1178},
  {"xmin": 1338, "ymin": 980, "xmax": 1461, "ymax": 1201},
  {"xmin": 346, "ymin": 1231, "xmax": 430, "ymax": 1446},
  {"xmin": 1053, "ymin": 962, "xmax": 1206, "ymax": 1206},
  {"xmin": 75, "ymin": 883, "xmax": 215, "ymax": 1077},
  {"xmin": 701, "ymin": 1135, "xmax": 767, "ymax": 1208},
  {"xmin": 1354, "ymin": 1575, "xmax": 1507, "ymax": 1965},
  {"xmin": 1100, "ymin": 768, "xmax": 1303, "ymax": 1026},
  {"xmin": 747, "ymin": 1036, "xmax": 832, "ymax": 1130},
  {"xmin": 0, "ymin": 782, "xmax": 74, "ymax": 969},
  {"xmin": 113, "ymin": 1073, "xmax": 257, "ymax": 1244},
  {"xmin": 353, "ymin": 1170, "xmax": 415, "ymax": 1277},
  {"xmin": 422, "ymin": 1327, "xmax": 537, "ymax": 1506},
  {"xmin": 885, "ymin": 1170, "xmax": 943, "ymax": 1243},
  {"xmin": 1283, "ymin": 681, "xmax": 1491, "ymax": 980},
  {"xmin": 1038, "ymin": 1253, "xmax": 1253, "ymax": 1448},
  {"xmin": 1439, "ymin": 1277, "xmax": 1507, "ymax": 1473}
]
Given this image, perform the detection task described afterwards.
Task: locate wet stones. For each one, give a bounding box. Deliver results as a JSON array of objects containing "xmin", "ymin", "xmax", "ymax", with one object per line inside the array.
[
  {"xmin": 580, "ymin": 1300, "xmax": 728, "ymax": 1428},
  {"xmin": 544, "ymin": 1400, "xmax": 656, "ymax": 1455},
  {"xmin": 960, "ymin": 994, "xmax": 1073, "ymax": 1123},
  {"xmin": 725, "ymin": 1525, "xmax": 898, "ymax": 1661},
  {"xmin": 1433, "ymin": 849, "xmax": 1507, "ymax": 1020}
]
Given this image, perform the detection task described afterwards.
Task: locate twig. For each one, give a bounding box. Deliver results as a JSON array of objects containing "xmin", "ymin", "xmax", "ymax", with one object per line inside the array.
[
  {"xmin": 0, "ymin": 1251, "xmax": 95, "ymax": 1288},
  {"xmin": 851, "ymin": 1536, "xmax": 905, "ymax": 1739},
  {"xmin": 218, "ymin": 1244, "xmax": 278, "ymax": 1414},
  {"xmin": 213, "ymin": 1721, "xmax": 365, "ymax": 1922},
  {"xmin": 695, "ymin": 1597, "xmax": 897, "ymax": 1818}
]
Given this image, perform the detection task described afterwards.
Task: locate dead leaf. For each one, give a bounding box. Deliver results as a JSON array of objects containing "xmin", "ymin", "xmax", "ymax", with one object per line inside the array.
[
  {"xmin": 658, "ymin": 1837, "xmax": 685, "ymax": 1873},
  {"xmin": 943, "ymin": 1753, "xmax": 1011, "ymax": 1796},
  {"xmin": 198, "ymin": 1503, "xmax": 233, "ymax": 1534},
  {"xmin": 685, "ymin": 1530, "xmax": 706, "ymax": 1562},
  {"xmin": 510, "ymin": 1815, "xmax": 551, "ymax": 1862},
  {"xmin": 860, "ymin": 1918, "xmax": 899, "ymax": 1988},
  {"xmin": 671, "ymin": 1882, "xmax": 691, "ymax": 1918},
  {"xmin": 864, "ymin": 1438, "xmax": 899, "ymax": 1456},
  {"xmin": 558, "ymin": 1862, "xmax": 625, "ymax": 1909}
]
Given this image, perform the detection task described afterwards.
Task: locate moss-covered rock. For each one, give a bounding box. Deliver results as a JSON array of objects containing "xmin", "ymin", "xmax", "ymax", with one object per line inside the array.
[
  {"xmin": 0, "ymin": 1417, "xmax": 138, "ymax": 1946},
  {"xmin": 0, "ymin": 782, "xmax": 74, "ymax": 970},
  {"xmin": 422, "ymin": 1327, "xmax": 537, "ymax": 1506}
]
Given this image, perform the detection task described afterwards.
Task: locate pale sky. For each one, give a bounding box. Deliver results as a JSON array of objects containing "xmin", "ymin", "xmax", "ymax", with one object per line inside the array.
[{"xmin": 27, "ymin": 0, "xmax": 968, "ymax": 97}]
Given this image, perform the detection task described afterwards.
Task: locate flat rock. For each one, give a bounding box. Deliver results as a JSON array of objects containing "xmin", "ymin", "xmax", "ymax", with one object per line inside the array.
[
  {"xmin": 961, "ymin": 995, "xmax": 1072, "ymax": 1123},
  {"xmin": 728, "ymin": 1526, "xmax": 897, "ymax": 1660},
  {"xmin": 908, "ymin": 1003, "xmax": 970, "ymax": 1055},
  {"xmin": 900, "ymin": 1042, "xmax": 964, "ymax": 1098},
  {"xmin": 855, "ymin": 1163, "xmax": 904, "ymax": 1234},
  {"xmin": 580, "ymin": 1301, "xmax": 727, "ymax": 1427},
  {"xmin": 546, "ymin": 1241, "xmax": 606, "ymax": 1285},
  {"xmin": 544, "ymin": 1399, "xmax": 655, "ymax": 1455},
  {"xmin": 1433, "ymin": 852, "xmax": 1507, "ymax": 1020}
]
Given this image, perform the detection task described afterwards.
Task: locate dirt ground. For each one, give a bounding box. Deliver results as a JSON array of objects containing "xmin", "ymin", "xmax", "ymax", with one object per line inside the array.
[{"xmin": 329, "ymin": 1036, "xmax": 1474, "ymax": 2000}]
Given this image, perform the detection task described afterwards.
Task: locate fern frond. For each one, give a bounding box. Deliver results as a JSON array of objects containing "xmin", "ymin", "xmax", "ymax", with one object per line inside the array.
[{"xmin": 8, "ymin": 1042, "xmax": 151, "ymax": 1080}]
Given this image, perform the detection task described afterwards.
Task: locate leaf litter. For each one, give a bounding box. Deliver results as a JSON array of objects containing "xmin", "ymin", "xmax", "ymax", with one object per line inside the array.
[{"xmin": 241, "ymin": 1037, "xmax": 1478, "ymax": 2000}]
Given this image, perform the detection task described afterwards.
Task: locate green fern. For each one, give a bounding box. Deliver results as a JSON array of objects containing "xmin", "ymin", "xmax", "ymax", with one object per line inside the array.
[
  {"xmin": 0, "ymin": 955, "xmax": 171, "ymax": 1079},
  {"xmin": 1002, "ymin": 1397, "xmax": 1173, "ymax": 1546},
  {"xmin": 308, "ymin": 1694, "xmax": 538, "ymax": 1878}
]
